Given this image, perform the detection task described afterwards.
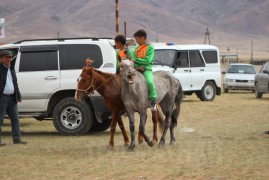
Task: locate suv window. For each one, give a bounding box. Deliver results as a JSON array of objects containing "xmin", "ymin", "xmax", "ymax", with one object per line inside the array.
[
  {"xmin": 189, "ymin": 50, "xmax": 205, "ymax": 67},
  {"xmin": 154, "ymin": 49, "xmax": 176, "ymax": 66},
  {"xmin": 202, "ymin": 51, "xmax": 218, "ymax": 63},
  {"xmin": 19, "ymin": 46, "xmax": 58, "ymax": 72},
  {"xmin": 260, "ymin": 62, "xmax": 269, "ymax": 72},
  {"xmin": 59, "ymin": 44, "xmax": 103, "ymax": 70},
  {"xmin": 175, "ymin": 51, "xmax": 189, "ymax": 68}
]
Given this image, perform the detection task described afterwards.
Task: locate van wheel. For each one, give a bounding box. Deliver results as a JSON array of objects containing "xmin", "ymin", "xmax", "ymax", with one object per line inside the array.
[
  {"xmin": 53, "ymin": 97, "xmax": 93, "ymax": 135},
  {"xmin": 224, "ymin": 88, "xmax": 228, "ymax": 93},
  {"xmin": 198, "ymin": 81, "xmax": 216, "ymax": 101}
]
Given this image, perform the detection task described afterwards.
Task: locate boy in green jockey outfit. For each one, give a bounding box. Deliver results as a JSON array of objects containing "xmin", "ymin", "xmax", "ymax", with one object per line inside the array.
[
  {"xmin": 133, "ymin": 29, "xmax": 157, "ymax": 110},
  {"xmin": 114, "ymin": 35, "xmax": 133, "ymax": 74}
]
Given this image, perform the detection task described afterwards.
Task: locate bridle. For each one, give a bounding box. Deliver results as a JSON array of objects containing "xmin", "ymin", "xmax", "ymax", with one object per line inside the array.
[{"xmin": 76, "ymin": 72, "xmax": 116, "ymax": 96}]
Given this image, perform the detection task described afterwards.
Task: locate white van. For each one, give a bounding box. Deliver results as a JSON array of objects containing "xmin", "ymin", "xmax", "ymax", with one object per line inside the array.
[{"xmin": 152, "ymin": 43, "xmax": 221, "ymax": 101}]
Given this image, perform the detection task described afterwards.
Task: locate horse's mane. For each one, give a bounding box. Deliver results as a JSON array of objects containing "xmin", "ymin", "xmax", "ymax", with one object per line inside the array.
[
  {"xmin": 92, "ymin": 68, "xmax": 114, "ymax": 79},
  {"xmin": 84, "ymin": 67, "xmax": 121, "ymax": 88}
]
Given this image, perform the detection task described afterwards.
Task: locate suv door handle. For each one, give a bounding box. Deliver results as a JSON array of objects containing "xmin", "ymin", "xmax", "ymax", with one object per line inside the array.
[
  {"xmin": 45, "ymin": 76, "xmax": 58, "ymax": 80},
  {"xmin": 184, "ymin": 70, "xmax": 189, "ymax": 72},
  {"xmin": 200, "ymin": 69, "xmax": 205, "ymax": 71}
]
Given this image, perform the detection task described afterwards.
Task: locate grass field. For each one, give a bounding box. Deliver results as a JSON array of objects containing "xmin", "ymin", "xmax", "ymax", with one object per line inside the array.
[{"xmin": 1, "ymin": 92, "xmax": 269, "ymax": 179}]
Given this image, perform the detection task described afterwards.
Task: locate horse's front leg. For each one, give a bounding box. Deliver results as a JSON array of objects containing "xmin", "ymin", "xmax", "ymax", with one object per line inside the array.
[
  {"xmin": 138, "ymin": 114, "xmax": 147, "ymax": 144},
  {"xmin": 139, "ymin": 110, "xmax": 153, "ymax": 147},
  {"xmin": 127, "ymin": 111, "xmax": 136, "ymax": 150},
  {"xmin": 117, "ymin": 115, "xmax": 130, "ymax": 146},
  {"xmin": 108, "ymin": 114, "xmax": 118, "ymax": 149}
]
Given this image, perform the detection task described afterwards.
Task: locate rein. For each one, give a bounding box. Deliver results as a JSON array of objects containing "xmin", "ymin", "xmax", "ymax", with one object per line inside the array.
[{"xmin": 76, "ymin": 71, "xmax": 116, "ymax": 96}]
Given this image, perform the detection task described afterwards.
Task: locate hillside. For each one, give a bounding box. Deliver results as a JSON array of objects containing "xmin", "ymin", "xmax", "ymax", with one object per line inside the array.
[{"xmin": 0, "ymin": 0, "xmax": 269, "ymax": 57}]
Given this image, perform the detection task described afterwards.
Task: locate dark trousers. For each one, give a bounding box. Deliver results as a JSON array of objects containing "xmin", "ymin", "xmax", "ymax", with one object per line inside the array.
[{"xmin": 0, "ymin": 95, "xmax": 21, "ymax": 142}]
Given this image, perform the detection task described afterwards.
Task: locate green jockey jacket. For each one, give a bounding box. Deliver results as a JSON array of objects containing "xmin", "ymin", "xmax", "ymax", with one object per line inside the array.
[
  {"xmin": 133, "ymin": 43, "xmax": 157, "ymax": 101},
  {"xmin": 133, "ymin": 44, "xmax": 154, "ymax": 70}
]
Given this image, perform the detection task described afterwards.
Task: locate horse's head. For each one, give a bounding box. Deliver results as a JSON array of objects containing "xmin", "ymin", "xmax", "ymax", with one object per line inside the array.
[
  {"xmin": 75, "ymin": 67, "xmax": 94, "ymax": 102},
  {"xmin": 120, "ymin": 60, "xmax": 136, "ymax": 84}
]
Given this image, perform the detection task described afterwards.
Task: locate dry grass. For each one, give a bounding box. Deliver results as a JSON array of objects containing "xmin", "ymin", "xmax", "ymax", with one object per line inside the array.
[{"xmin": 1, "ymin": 92, "xmax": 269, "ymax": 179}]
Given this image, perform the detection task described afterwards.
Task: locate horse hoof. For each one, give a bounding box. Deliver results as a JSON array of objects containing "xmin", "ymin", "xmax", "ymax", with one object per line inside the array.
[
  {"xmin": 169, "ymin": 141, "xmax": 175, "ymax": 146},
  {"xmin": 124, "ymin": 142, "xmax": 129, "ymax": 147},
  {"xmin": 138, "ymin": 137, "xmax": 144, "ymax": 144},
  {"xmin": 106, "ymin": 145, "xmax": 114, "ymax": 151},
  {"xmin": 147, "ymin": 141, "xmax": 154, "ymax": 147},
  {"xmin": 158, "ymin": 142, "xmax": 165, "ymax": 148},
  {"xmin": 152, "ymin": 139, "xmax": 158, "ymax": 144},
  {"xmin": 138, "ymin": 139, "xmax": 144, "ymax": 144},
  {"xmin": 127, "ymin": 144, "xmax": 135, "ymax": 151}
]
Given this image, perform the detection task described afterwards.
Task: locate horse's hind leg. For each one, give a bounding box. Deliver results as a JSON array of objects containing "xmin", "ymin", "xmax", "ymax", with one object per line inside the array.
[
  {"xmin": 169, "ymin": 98, "xmax": 181, "ymax": 145},
  {"xmin": 169, "ymin": 125, "xmax": 176, "ymax": 145},
  {"xmin": 139, "ymin": 111, "xmax": 153, "ymax": 147},
  {"xmin": 151, "ymin": 110, "xmax": 158, "ymax": 144},
  {"xmin": 158, "ymin": 111, "xmax": 171, "ymax": 148}
]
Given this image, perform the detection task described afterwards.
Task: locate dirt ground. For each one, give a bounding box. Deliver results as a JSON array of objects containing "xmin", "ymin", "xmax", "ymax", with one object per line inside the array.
[{"xmin": 1, "ymin": 92, "xmax": 269, "ymax": 179}]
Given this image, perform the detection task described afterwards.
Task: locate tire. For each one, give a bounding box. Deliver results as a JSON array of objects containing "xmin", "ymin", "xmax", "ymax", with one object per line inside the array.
[
  {"xmin": 198, "ymin": 81, "xmax": 216, "ymax": 101},
  {"xmin": 89, "ymin": 119, "xmax": 112, "ymax": 133},
  {"xmin": 224, "ymin": 88, "xmax": 228, "ymax": 93},
  {"xmin": 255, "ymin": 85, "xmax": 262, "ymax": 99},
  {"xmin": 52, "ymin": 97, "xmax": 93, "ymax": 135}
]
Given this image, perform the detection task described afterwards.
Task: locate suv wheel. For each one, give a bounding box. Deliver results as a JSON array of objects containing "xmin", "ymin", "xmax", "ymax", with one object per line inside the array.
[
  {"xmin": 255, "ymin": 84, "xmax": 263, "ymax": 99},
  {"xmin": 53, "ymin": 97, "xmax": 93, "ymax": 135},
  {"xmin": 89, "ymin": 119, "xmax": 112, "ymax": 133},
  {"xmin": 198, "ymin": 81, "xmax": 216, "ymax": 101}
]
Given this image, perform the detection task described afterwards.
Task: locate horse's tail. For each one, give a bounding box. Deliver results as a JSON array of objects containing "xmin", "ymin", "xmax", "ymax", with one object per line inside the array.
[
  {"xmin": 172, "ymin": 83, "xmax": 184, "ymax": 127},
  {"xmin": 156, "ymin": 105, "xmax": 165, "ymax": 132}
]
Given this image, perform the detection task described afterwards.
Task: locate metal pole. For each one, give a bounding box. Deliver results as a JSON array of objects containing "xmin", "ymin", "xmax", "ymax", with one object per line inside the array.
[
  {"xmin": 124, "ymin": 21, "xmax": 126, "ymax": 37},
  {"xmin": 115, "ymin": 0, "xmax": 120, "ymax": 35},
  {"xmin": 227, "ymin": 47, "xmax": 230, "ymax": 65}
]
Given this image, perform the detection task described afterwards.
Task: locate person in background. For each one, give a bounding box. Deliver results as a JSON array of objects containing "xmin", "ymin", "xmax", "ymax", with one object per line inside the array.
[
  {"xmin": 132, "ymin": 29, "xmax": 157, "ymax": 111},
  {"xmin": 114, "ymin": 34, "xmax": 133, "ymax": 74},
  {"xmin": 0, "ymin": 50, "xmax": 27, "ymax": 146}
]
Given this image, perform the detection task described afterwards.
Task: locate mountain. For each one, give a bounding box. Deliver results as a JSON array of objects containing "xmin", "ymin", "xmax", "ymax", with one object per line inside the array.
[{"xmin": 0, "ymin": 0, "xmax": 269, "ymax": 57}]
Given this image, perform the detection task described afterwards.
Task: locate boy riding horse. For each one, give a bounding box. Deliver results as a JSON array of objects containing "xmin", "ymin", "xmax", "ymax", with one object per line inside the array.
[{"xmin": 132, "ymin": 29, "xmax": 157, "ymax": 111}]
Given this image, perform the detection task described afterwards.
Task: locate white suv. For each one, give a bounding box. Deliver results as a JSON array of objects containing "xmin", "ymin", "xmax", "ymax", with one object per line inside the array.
[
  {"xmin": 0, "ymin": 37, "xmax": 117, "ymax": 135},
  {"xmin": 152, "ymin": 43, "xmax": 221, "ymax": 101}
]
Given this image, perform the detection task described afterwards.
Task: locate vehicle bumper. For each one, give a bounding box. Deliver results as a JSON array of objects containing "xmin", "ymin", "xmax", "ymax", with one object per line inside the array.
[{"xmin": 223, "ymin": 82, "xmax": 255, "ymax": 90}]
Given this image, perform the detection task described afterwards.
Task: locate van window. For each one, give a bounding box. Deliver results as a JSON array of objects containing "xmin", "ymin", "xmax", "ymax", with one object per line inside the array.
[
  {"xmin": 189, "ymin": 50, "xmax": 205, "ymax": 67},
  {"xmin": 175, "ymin": 51, "xmax": 189, "ymax": 68},
  {"xmin": 19, "ymin": 51, "xmax": 58, "ymax": 72},
  {"xmin": 59, "ymin": 44, "xmax": 103, "ymax": 70},
  {"xmin": 202, "ymin": 51, "xmax": 218, "ymax": 63}
]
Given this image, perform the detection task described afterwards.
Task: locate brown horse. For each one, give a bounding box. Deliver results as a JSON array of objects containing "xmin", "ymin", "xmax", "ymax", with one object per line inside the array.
[{"xmin": 75, "ymin": 67, "xmax": 164, "ymax": 148}]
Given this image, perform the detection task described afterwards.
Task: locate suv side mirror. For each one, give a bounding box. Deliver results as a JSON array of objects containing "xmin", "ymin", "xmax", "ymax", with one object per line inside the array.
[{"xmin": 263, "ymin": 70, "xmax": 269, "ymax": 74}]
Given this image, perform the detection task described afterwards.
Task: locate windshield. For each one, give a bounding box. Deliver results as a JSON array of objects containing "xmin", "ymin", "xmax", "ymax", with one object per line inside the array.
[
  {"xmin": 153, "ymin": 49, "xmax": 176, "ymax": 66},
  {"xmin": 227, "ymin": 65, "xmax": 256, "ymax": 74}
]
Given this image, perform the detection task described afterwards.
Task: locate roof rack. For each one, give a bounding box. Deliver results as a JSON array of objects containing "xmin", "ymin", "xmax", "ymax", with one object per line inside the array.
[{"xmin": 13, "ymin": 37, "xmax": 113, "ymax": 44}]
